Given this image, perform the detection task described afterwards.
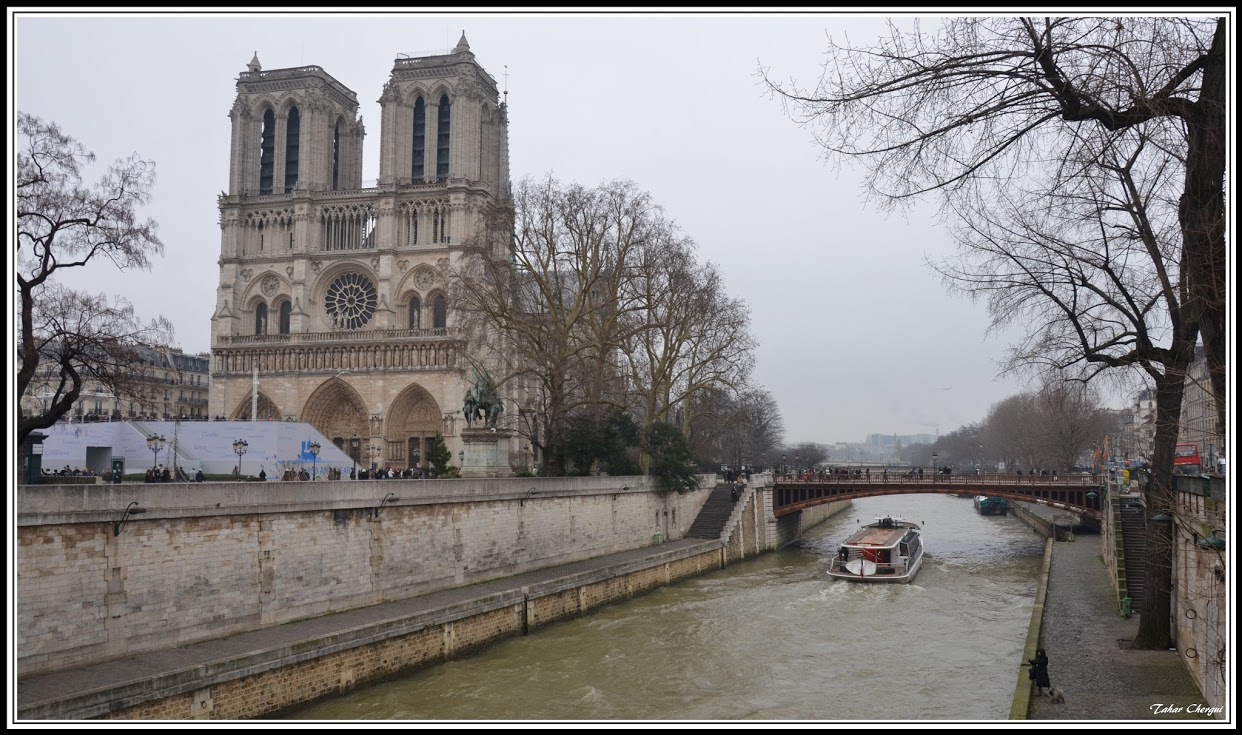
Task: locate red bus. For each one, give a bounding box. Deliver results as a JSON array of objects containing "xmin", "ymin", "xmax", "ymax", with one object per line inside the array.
[{"xmin": 1173, "ymin": 443, "xmax": 1201, "ymax": 475}]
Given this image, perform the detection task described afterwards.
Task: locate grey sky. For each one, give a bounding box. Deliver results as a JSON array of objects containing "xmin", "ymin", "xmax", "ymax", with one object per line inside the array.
[{"xmin": 15, "ymin": 10, "xmax": 1085, "ymax": 444}]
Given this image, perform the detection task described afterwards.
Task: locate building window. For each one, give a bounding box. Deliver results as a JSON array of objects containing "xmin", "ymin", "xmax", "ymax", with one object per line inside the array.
[
  {"xmin": 432, "ymin": 294, "xmax": 447, "ymax": 329},
  {"xmin": 332, "ymin": 121, "xmax": 340, "ymax": 191},
  {"xmin": 258, "ymin": 221, "xmax": 264, "ymax": 251},
  {"xmin": 324, "ymin": 273, "xmax": 378, "ymax": 330},
  {"xmin": 259, "ymin": 108, "xmax": 276, "ymax": 195},
  {"xmin": 279, "ymin": 301, "xmax": 291, "ymax": 334},
  {"xmin": 255, "ymin": 303, "xmax": 268, "ymax": 335},
  {"xmin": 432, "ymin": 206, "xmax": 450, "ymax": 244},
  {"xmin": 408, "ymin": 296, "xmax": 421, "ymax": 329},
  {"xmin": 284, "ymin": 106, "xmax": 300, "ymax": 193},
  {"xmin": 412, "ymin": 97, "xmax": 425, "ymax": 183},
  {"xmin": 436, "ymin": 94, "xmax": 450, "ymax": 181}
]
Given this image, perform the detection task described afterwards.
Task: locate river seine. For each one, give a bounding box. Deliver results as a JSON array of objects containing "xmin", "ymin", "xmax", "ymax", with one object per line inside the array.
[{"xmin": 286, "ymin": 493, "xmax": 1044, "ymax": 721}]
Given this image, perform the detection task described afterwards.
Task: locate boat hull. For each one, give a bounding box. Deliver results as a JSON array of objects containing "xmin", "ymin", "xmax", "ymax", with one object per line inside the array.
[{"xmin": 827, "ymin": 549, "xmax": 924, "ymax": 584}]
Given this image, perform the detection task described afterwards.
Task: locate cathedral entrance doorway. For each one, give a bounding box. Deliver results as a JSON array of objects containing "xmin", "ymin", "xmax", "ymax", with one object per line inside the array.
[
  {"xmin": 302, "ymin": 378, "xmax": 367, "ymax": 452},
  {"xmin": 387, "ymin": 383, "xmax": 442, "ymax": 470}
]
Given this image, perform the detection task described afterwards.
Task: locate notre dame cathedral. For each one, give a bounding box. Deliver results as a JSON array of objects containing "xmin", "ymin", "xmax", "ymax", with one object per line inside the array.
[{"xmin": 209, "ymin": 33, "xmax": 514, "ymax": 471}]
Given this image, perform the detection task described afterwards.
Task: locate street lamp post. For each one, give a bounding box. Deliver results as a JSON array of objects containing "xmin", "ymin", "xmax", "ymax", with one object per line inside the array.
[
  {"xmin": 782, "ymin": 453, "xmax": 787, "ymax": 475},
  {"xmin": 350, "ymin": 434, "xmax": 359, "ymax": 479},
  {"xmin": 146, "ymin": 433, "xmax": 166, "ymax": 471},
  {"xmin": 309, "ymin": 441, "xmax": 321, "ymax": 480},
  {"xmin": 932, "ymin": 452, "xmax": 938, "ymax": 481},
  {"xmin": 233, "ymin": 438, "xmax": 249, "ymax": 477}
]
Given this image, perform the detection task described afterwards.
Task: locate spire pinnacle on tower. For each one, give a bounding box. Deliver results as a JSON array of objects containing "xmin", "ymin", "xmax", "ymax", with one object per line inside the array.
[
  {"xmin": 454, "ymin": 31, "xmax": 471, "ymax": 54},
  {"xmin": 247, "ymin": 52, "xmax": 261, "ymax": 72}
]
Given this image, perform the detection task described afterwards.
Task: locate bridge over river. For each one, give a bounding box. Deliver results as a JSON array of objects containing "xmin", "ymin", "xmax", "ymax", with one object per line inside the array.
[{"xmin": 773, "ymin": 472, "xmax": 1106, "ymax": 520}]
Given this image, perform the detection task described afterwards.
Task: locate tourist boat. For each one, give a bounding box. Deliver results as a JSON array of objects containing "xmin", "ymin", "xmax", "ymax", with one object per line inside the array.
[
  {"xmin": 974, "ymin": 496, "xmax": 1010, "ymax": 516},
  {"xmin": 827, "ymin": 515, "xmax": 924, "ymax": 583}
]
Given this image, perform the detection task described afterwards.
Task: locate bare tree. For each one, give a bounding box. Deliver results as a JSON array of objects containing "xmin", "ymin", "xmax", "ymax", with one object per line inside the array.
[
  {"xmin": 763, "ymin": 15, "xmax": 1226, "ymax": 461},
  {"xmin": 785, "ymin": 442, "xmax": 830, "ymax": 470},
  {"xmin": 1032, "ymin": 380, "xmax": 1115, "ymax": 472},
  {"xmin": 690, "ymin": 386, "xmax": 784, "ymax": 471},
  {"xmin": 455, "ymin": 177, "xmax": 652, "ymax": 474},
  {"xmin": 622, "ymin": 234, "xmax": 756, "ymax": 467},
  {"xmin": 936, "ymin": 129, "xmax": 1195, "ymax": 649},
  {"xmin": 764, "ymin": 16, "xmax": 1220, "ymax": 649},
  {"xmin": 17, "ymin": 112, "xmax": 172, "ymax": 449}
]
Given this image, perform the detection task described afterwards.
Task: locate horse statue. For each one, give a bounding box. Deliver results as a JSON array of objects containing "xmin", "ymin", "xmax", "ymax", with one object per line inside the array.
[
  {"xmin": 462, "ymin": 370, "xmax": 505, "ymax": 430},
  {"xmin": 483, "ymin": 393, "xmax": 504, "ymax": 430}
]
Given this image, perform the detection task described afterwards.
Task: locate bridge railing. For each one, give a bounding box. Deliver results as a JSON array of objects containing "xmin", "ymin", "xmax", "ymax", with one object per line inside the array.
[{"xmin": 774, "ymin": 471, "xmax": 1102, "ymax": 486}]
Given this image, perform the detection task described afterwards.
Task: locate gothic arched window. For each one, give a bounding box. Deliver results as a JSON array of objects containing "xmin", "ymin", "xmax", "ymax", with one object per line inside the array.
[
  {"xmin": 408, "ymin": 295, "xmax": 421, "ymax": 329},
  {"xmin": 284, "ymin": 106, "xmax": 300, "ymax": 193},
  {"xmin": 332, "ymin": 121, "xmax": 341, "ymax": 191},
  {"xmin": 259, "ymin": 108, "xmax": 275, "ymax": 195},
  {"xmin": 279, "ymin": 301, "xmax": 291, "ymax": 334},
  {"xmin": 255, "ymin": 303, "xmax": 268, "ymax": 335},
  {"xmin": 436, "ymin": 94, "xmax": 450, "ymax": 181},
  {"xmin": 432, "ymin": 294, "xmax": 447, "ymax": 329},
  {"xmin": 412, "ymin": 97, "xmax": 426, "ymax": 183}
]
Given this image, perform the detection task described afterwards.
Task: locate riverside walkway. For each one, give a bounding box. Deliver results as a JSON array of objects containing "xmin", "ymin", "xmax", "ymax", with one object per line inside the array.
[{"xmin": 1018, "ymin": 503, "xmax": 1219, "ymax": 721}]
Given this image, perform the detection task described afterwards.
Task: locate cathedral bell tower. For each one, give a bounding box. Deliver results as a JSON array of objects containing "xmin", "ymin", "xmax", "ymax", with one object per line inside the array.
[{"xmin": 209, "ymin": 40, "xmax": 519, "ymax": 475}]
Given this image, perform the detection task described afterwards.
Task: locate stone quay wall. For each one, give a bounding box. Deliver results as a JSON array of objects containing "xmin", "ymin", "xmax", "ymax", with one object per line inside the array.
[{"xmin": 17, "ymin": 475, "xmax": 713, "ymax": 677}]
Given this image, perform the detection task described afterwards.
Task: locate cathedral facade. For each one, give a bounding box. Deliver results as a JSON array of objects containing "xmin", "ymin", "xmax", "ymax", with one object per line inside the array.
[{"xmin": 209, "ymin": 34, "xmax": 513, "ymax": 471}]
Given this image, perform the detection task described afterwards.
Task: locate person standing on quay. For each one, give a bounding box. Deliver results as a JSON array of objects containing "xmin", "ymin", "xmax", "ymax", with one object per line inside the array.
[{"xmin": 1028, "ymin": 648, "xmax": 1051, "ymax": 696}]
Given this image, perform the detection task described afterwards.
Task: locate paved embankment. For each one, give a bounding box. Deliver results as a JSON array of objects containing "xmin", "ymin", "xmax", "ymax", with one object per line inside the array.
[{"xmin": 1013, "ymin": 503, "xmax": 1218, "ymax": 721}]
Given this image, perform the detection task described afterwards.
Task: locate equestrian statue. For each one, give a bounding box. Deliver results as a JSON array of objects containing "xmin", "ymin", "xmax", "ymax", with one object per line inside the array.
[{"xmin": 462, "ymin": 370, "xmax": 505, "ymax": 430}]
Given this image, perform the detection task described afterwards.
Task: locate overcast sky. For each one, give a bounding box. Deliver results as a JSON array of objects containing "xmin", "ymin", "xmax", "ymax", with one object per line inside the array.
[{"xmin": 13, "ymin": 10, "xmax": 1145, "ymax": 444}]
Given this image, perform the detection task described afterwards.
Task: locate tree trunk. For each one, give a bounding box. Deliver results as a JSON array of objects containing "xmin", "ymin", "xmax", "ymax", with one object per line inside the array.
[
  {"xmin": 1182, "ymin": 17, "xmax": 1227, "ymax": 455},
  {"xmin": 1132, "ymin": 363, "xmax": 1190, "ymax": 649}
]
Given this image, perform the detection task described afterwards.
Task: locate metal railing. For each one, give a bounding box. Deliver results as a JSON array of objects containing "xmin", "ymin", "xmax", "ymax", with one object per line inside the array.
[{"xmin": 775, "ymin": 471, "xmax": 1103, "ymax": 486}]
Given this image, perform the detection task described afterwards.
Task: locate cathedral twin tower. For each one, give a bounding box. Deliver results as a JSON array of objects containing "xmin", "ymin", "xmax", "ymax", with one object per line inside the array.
[{"xmin": 210, "ymin": 33, "xmax": 512, "ymax": 471}]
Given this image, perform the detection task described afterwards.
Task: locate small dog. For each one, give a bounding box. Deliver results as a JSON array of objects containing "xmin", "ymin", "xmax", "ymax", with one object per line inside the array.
[{"xmin": 1047, "ymin": 687, "xmax": 1066, "ymax": 704}]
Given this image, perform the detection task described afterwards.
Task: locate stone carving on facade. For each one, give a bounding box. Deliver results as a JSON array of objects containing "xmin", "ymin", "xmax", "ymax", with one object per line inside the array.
[
  {"xmin": 398, "ymin": 259, "xmax": 409, "ymax": 273},
  {"xmin": 370, "ymin": 413, "xmax": 384, "ymax": 435},
  {"xmin": 261, "ymin": 274, "xmax": 280, "ymax": 295},
  {"xmin": 312, "ymin": 261, "xmax": 322, "ymax": 272},
  {"xmin": 413, "ymin": 267, "xmax": 435, "ymax": 292},
  {"xmin": 435, "ymin": 257, "xmax": 449, "ymax": 277},
  {"xmin": 240, "ymin": 268, "xmax": 253, "ymax": 281},
  {"xmin": 286, "ymin": 266, "xmax": 295, "ymax": 278},
  {"xmin": 370, "ymin": 257, "xmax": 380, "ymax": 271}
]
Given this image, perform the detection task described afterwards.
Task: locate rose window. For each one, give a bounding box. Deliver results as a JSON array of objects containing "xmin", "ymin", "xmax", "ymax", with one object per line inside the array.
[{"xmin": 324, "ymin": 273, "xmax": 377, "ymax": 330}]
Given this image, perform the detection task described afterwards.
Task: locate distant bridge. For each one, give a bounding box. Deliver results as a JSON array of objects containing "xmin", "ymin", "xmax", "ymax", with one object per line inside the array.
[{"xmin": 773, "ymin": 472, "xmax": 1106, "ymax": 520}]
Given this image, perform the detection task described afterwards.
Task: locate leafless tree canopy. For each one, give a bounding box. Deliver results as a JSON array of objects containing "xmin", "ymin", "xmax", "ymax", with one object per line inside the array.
[
  {"xmin": 688, "ymin": 386, "xmax": 785, "ymax": 471},
  {"xmin": 973, "ymin": 382, "xmax": 1117, "ymax": 472},
  {"xmin": 455, "ymin": 176, "xmax": 760, "ymax": 475},
  {"xmin": 16, "ymin": 112, "xmax": 172, "ymax": 447},
  {"xmin": 764, "ymin": 15, "xmax": 1225, "ymax": 442}
]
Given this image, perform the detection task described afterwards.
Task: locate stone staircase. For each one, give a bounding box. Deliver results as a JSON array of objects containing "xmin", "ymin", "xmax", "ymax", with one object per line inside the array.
[
  {"xmin": 685, "ymin": 483, "xmax": 740, "ymax": 540},
  {"xmin": 1120, "ymin": 502, "xmax": 1147, "ymax": 607}
]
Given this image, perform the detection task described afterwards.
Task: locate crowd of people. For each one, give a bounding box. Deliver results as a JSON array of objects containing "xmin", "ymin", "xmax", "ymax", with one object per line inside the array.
[
  {"xmin": 355, "ymin": 464, "xmax": 428, "ymax": 480},
  {"xmin": 43, "ymin": 465, "xmax": 96, "ymax": 478}
]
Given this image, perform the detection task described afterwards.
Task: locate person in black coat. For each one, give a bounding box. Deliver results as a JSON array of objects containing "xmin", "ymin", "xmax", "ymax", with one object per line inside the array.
[{"xmin": 1028, "ymin": 648, "xmax": 1051, "ymax": 696}]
